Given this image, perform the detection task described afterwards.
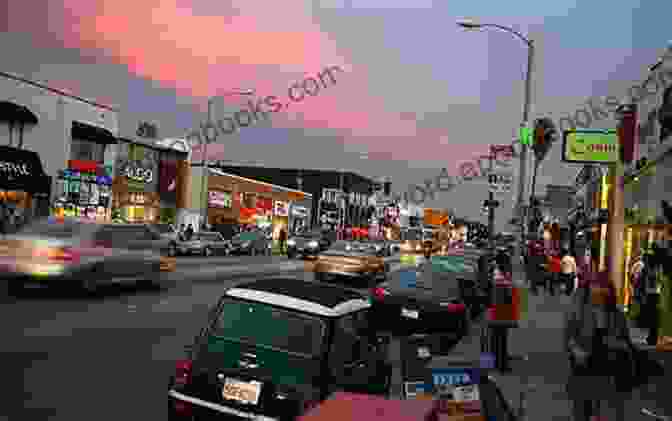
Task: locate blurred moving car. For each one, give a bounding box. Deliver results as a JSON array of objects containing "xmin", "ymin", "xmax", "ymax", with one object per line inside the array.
[
  {"xmin": 1, "ymin": 218, "xmax": 168, "ymax": 293},
  {"xmin": 167, "ymin": 278, "xmax": 391, "ymax": 421},
  {"xmin": 229, "ymin": 230, "xmax": 272, "ymax": 256},
  {"xmin": 286, "ymin": 229, "xmax": 331, "ymax": 259},
  {"xmin": 154, "ymin": 223, "xmax": 180, "ymax": 256},
  {"xmin": 369, "ymin": 259, "xmax": 469, "ymax": 343},
  {"xmin": 178, "ymin": 231, "xmax": 231, "ymax": 256},
  {"xmin": 313, "ymin": 241, "xmax": 389, "ymax": 287}
]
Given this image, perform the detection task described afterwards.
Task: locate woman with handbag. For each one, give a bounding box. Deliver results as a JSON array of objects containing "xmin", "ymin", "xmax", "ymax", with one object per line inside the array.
[{"xmin": 564, "ymin": 272, "xmax": 661, "ymax": 421}]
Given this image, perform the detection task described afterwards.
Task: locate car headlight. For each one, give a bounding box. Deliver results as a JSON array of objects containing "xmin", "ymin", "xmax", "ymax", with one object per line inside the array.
[
  {"xmin": 374, "ymin": 245, "xmax": 382, "ymax": 251},
  {"xmin": 287, "ymin": 239, "xmax": 296, "ymax": 246},
  {"xmin": 242, "ymin": 241, "xmax": 251, "ymax": 248},
  {"xmin": 308, "ymin": 241, "xmax": 318, "ymax": 248}
]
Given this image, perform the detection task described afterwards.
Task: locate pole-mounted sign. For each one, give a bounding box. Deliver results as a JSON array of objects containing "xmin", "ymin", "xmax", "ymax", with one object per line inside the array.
[{"xmin": 562, "ymin": 129, "xmax": 619, "ymax": 164}]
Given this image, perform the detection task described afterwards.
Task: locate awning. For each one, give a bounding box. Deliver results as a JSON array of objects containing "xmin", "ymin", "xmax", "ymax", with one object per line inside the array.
[
  {"xmin": 0, "ymin": 146, "xmax": 51, "ymax": 196},
  {"xmin": 0, "ymin": 101, "xmax": 38, "ymax": 124},
  {"xmin": 71, "ymin": 121, "xmax": 116, "ymax": 144}
]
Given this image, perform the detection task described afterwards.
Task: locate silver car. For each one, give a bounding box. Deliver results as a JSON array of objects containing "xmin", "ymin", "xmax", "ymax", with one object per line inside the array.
[
  {"xmin": 177, "ymin": 231, "xmax": 230, "ymax": 256},
  {"xmin": 1, "ymin": 218, "xmax": 169, "ymax": 294}
]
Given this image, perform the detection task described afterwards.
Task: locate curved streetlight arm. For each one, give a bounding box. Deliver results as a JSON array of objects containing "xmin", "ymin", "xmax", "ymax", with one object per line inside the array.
[{"xmin": 479, "ymin": 23, "xmax": 533, "ymax": 48}]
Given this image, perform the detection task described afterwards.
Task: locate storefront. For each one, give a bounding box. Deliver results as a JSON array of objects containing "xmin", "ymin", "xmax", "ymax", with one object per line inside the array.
[
  {"xmin": 52, "ymin": 159, "xmax": 113, "ymax": 220},
  {"xmin": 112, "ymin": 140, "xmax": 160, "ymax": 223},
  {"xmin": 206, "ymin": 169, "xmax": 310, "ymax": 234},
  {"xmin": 0, "ymin": 145, "xmax": 51, "ymax": 231}
]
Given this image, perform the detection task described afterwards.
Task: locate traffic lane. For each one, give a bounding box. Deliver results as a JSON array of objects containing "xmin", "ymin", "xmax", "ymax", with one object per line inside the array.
[
  {"xmin": 6, "ymin": 268, "xmax": 415, "ymax": 421},
  {"xmin": 8, "ymin": 270, "xmax": 315, "ymax": 421},
  {"xmin": 174, "ymin": 254, "xmax": 289, "ymax": 266}
]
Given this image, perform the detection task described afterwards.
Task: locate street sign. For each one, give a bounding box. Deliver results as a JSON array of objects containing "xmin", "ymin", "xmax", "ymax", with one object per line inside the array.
[
  {"xmin": 562, "ymin": 129, "xmax": 619, "ymax": 164},
  {"xmin": 488, "ymin": 173, "xmax": 513, "ymax": 195}
]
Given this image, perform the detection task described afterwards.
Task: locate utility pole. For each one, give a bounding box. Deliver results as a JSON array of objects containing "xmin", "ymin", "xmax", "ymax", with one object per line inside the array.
[{"xmin": 488, "ymin": 151, "xmax": 496, "ymax": 252}]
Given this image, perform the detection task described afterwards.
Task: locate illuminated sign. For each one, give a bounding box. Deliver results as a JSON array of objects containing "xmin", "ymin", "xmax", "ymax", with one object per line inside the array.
[
  {"xmin": 274, "ymin": 201, "xmax": 289, "ymax": 217},
  {"xmin": 562, "ymin": 129, "xmax": 619, "ymax": 164},
  {"xmin": 208, "ymin": 191, "xmax": 232, "ymax": 208},
  {"xmin": 125, "ymin": 166, "xmax": 153, "ymax": 183},
  {"xmin": 0, "ymin": 161, "xmax": 30, "ymax": 176}
]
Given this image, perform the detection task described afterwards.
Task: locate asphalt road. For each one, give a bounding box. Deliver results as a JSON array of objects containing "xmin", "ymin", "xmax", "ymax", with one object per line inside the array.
[{"xmin": 3, "ymin": 258, "xmax": 411, "ymax": 421}]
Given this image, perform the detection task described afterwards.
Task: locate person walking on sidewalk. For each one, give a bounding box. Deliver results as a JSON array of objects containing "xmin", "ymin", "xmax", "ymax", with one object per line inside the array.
[
  {"xmin": 278, "ymin": 227, "xmax": 287, "ymax": 254},
  {"xmin": 547, "ymin": 252, "xmax": 562, "ymax": 296},
  {"xmin": 561, "ymin": 248, "xmax": 578, "ymax": 296},
  {"xmin": 527, "ymin": 240, "xmax": 546, "ymax": 295},
  {"xmin": 564, "ymin": 273, "xmax": 658, "ymax": 421}
]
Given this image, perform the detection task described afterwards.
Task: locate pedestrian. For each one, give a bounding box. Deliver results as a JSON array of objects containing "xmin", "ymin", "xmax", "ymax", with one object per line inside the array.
[
  {"xmin": 527, "ymin": 241, "xmax": 546, "ymax": 295},
  {"xmin": 564, "ymin": 273, "xmax": 652, "ymax": 421},
  {"xmin": 560, "ymin": 247, "xmax": 578, "ymax": 296},
  {"xmin": 278, "ymin": 227, "xmax": 287, "ymax": 254},
  {"xmin": 640, "ymin": 244, "xmax": 664, "ymax": 346},
  {"xmin": 547, "ymin": 251, "xmax": 562, "ymax": 296}
]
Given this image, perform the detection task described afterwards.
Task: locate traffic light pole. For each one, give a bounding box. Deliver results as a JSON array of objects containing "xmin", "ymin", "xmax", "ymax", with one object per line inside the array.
[{"xmin": 516, "ymin": 41, "xmax": 534, "ymax": 261}]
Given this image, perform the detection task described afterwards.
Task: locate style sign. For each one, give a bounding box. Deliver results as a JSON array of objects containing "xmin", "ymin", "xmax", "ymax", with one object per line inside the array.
[
  {"xmin": 274, "ymin": 201, "xmax": 289, "ymax": 217},
  {"xmin": 562, "ymin": 129, "xmax": 619, "ymax": 164}
]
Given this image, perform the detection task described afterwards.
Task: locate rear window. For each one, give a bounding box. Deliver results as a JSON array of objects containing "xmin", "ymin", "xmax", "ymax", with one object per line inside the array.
[
  {"xmin": 18, "ymin": 218, "xmax": 83, "ymax": 238},
  {"xmin": 212, "ymin": 299, "xmax": 325, "ymax": 357}
]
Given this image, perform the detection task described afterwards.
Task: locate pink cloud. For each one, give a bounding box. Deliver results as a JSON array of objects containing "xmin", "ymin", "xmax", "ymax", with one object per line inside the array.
[{"xmin": 40, "ymin": 0, "xmax": 477, "ymax": 163}]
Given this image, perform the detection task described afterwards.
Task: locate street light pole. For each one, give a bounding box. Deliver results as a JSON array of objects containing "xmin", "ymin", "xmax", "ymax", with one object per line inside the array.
[
  {"xmin": 198, "ymin": 90, "xmax": 254, "ymax": 230},
  {"xmin": 456, "ymin": 19, "xmax": 534, "ymax": 259}
]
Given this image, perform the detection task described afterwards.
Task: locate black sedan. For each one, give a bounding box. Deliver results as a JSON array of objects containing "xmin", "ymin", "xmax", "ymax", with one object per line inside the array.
[
  {"xmin": 286, "ymin": 231, "xmax": 330, "ymax": 259},
  {"xmin": 368, "ymin": 261, "xmax": 470, "ymax": 346}
]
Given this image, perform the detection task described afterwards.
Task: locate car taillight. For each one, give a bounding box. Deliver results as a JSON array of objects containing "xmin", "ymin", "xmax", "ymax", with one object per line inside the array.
[
  {"xmin": 445, "ymin": 303, "xmax": 466, "ymax": 313},
  {"xmin": 303, "ymin": 399, "xmax": 320, "ymax": 412},
  {"xmin": 174, "ymin": 359, "xmax": 193, "ymax": 387},
  {"xmin": 372, "ymin": 287, "xmax": 390, "ymax": 300}
]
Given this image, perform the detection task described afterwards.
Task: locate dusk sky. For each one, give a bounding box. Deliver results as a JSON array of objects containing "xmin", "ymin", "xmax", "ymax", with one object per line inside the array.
[{"xmin": 3, "ymin": 1, "xmax": 670, "ymax": 229}]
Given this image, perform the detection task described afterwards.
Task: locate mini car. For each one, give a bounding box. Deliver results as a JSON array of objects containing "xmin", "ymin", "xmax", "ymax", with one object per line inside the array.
[
  {"xmin": 313, "ymin": 241, "xmax": 389, "ymax": 287},
  {"xmin": 178, "ymin": 232, "xmax": 231, "ymax": 256},
  {"xmin": 168, "ymin": 278, "xmax": 391, "ymax": 420}
]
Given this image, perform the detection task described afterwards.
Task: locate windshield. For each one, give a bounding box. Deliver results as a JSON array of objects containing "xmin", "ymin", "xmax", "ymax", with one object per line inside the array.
[
  {"xmin": 213, "ymin": 299, "xmax": 325, "ymax": 357},
  {"xmin": 155, "ymin": 224, "xmax": 174, "ymax": 234},
  {"xmin": 402, "ymin": 230, "xmax": 422, "ymax": 241},
  {"xmin": 18, "ymin": 218, "xmax": 84, "ymax": 238}
]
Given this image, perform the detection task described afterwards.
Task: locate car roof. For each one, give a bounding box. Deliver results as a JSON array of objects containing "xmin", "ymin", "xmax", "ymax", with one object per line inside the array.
[{"xmin": 226, "ymin": 278, "xmax": 370, "ymax": 317}]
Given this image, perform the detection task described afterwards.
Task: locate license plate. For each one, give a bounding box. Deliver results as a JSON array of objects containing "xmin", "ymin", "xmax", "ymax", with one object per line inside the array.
[
  {"xmin": 222, "ymin": 378, "xmax": 262, "ymax": 405},
  {"xmin": 452, "ymin": 384, "xmax": 480, "ymax": 402},
  {"xmin": 401, "ymin": 308, "xmax": 419, "ymax": 319},
  {"xmin": 24, "ymin": 283, "xmax": 46, "ymax": 289}
]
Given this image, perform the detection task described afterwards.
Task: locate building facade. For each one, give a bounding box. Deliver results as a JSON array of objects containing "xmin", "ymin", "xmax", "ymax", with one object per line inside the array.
[
  {"xmin": 210, "ymin": 165, "xmax": 377, "ymax": 234},
  {"xmin": 0, "ymin": 71, "xmax": 119, "ymax": 227}
]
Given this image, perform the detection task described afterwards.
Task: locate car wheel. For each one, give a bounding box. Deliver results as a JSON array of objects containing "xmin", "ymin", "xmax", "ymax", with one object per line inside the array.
[
  {"xmin": 167, "ymin": 243, "xmax": 177, "ymax": 257},
  {"xmin": 250, "ymin": 248, "xmax": 256, "ymax": 256},
  {"xmin": 203, "ymin": 247, "xmax": 213, "ymax": 257},
  {"xmin": 287, "ymin": 251, "xmax": 295, "ymax": 259},
  {"xmin": 314, "ymin": 271, "xmax": 325, "ymax": 282}
]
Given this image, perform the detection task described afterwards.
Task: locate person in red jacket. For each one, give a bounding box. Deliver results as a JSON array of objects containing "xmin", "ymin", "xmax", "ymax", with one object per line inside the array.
[{"xmin": 547, "ymin": 251, "xmax": 562, "ymax": 296}]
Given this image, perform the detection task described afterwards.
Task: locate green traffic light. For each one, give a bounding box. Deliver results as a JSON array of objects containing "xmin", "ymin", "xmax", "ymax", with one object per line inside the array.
[{"xmin": 520, "ymin": 126, "xmax": 531, "ymax": 145}]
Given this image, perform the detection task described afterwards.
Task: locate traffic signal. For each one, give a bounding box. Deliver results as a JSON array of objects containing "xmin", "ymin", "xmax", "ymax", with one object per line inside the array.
[{"xmin": 532, "ymin": 117, "xmax": 557, "ymax": 162}]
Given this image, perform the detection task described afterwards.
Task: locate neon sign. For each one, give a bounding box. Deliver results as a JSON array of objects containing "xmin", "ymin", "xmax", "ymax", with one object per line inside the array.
[{"xmin": 125, "ymin": 166, "xmax": 153, "ymax": 183}]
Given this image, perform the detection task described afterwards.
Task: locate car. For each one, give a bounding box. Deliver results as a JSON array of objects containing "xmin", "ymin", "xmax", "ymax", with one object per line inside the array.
[
  {"xmin": 229, "ymin": 231, "xmax": 272, "ymax": 256},
  {"xmin": 179, "ymin": 231, "xmax": 231, "ymax": 256},
  {"xmin": 363, "ymin": 239, "xmax": 396, "ymax": 257},
  {"xmin": 313, "ymin": 241, "xmax": 389, "ymax": 287},
  {"xmin": 368, "ymin": 258, "xmax": 470, "ymax": 344},
  {"xmin": 2, "ymin": 217, "xmax": 168, "ymax": 294},
  {"xmin": 154, "ymin": 223, "xmax": 180, "ymax": 256},
  {"xmin": 167, "ymin": 278, "xmax": 392, "ymax": 421},
  {"xmin": 286, "ymin": 230, "xmax": 331, "ymax": 259}
]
